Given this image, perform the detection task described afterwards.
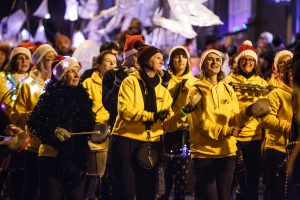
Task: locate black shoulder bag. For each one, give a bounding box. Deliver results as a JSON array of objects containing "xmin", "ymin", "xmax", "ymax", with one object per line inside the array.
[{"xmin": 136, "ymin": 79, "xmax": 159, "ymax": 169}]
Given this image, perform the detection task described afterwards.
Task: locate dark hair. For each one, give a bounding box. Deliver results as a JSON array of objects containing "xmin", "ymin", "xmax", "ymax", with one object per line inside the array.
[
  {"xmin": 96, "ymin": 50, "xmax": 117, "ymax": 64},
  {"xmin": 283, "ymin": 59, "xmax": 293, "ymax": 85},
  {"xmin": 169, "ymin": 48, "xmax": 189, "ymax": 75},
  {"xmin": 99, "ymin": 42, "xmax": 120, "ymax": 53}
]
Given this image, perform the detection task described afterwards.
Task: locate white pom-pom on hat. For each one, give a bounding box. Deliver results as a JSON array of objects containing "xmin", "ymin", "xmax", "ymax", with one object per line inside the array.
[{"xmin": 243, "ymin": 40, "xmax": 253, "ymax": 46}]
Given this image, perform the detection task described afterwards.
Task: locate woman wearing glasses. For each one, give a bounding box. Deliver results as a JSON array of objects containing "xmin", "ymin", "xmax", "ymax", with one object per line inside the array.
[{"xmin": 226, "ymin": 40, "xmax": 269, "ymax": 200}]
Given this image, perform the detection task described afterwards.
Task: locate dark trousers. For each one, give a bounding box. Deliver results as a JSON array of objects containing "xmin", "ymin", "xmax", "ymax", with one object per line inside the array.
[
  {"xmin": 110, "ymin": 135, "xmax": 161, "ymax": 200},
  {"xmin": 6, "ymin": 151, "xmax": 25, "ymax": 200},
  {"xmin": 159, "ymin": 156, "xmax": 189, "ymax": 200},
  {"xmin": 193, "ymin": 156, "xmax": 236, "ymax": 200},
  {"xmin": 22, "ymin": 150, "xmax": 39, "ymax": 200},
  {"xmin": 39, "ymin": 156, "xmax": 86, "ymax": 200},
  {"xmin": 263, "ymin": 149, "xmax": 285, "ymax": 200},
  {"xmin": 236, "ymin": 140, "xmax": 262, "ymax": 200}
]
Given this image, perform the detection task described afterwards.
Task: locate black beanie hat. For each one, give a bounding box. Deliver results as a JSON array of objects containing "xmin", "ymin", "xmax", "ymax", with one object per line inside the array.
[{"xmin": 134, "ymin": 41, "xmax": 161, "ymax": 68}]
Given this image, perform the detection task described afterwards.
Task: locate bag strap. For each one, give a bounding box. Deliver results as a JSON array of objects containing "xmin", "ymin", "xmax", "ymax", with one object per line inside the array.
[
  {"xmin": 172, "ymin": 79, "xmax": 187, "ymax": 107},
  {"xmin": 137, "ymin": 78, "xmax": 152, "ymax": 141}
]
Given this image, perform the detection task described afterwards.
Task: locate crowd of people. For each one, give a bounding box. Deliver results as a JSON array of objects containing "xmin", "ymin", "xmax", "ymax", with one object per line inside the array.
[{"xmin": 0, "ymin": 26, "xmax": 300, "ymax": 200}]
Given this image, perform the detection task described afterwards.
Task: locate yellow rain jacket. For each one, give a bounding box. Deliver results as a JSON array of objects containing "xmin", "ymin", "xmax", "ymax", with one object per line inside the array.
[
  {"xmin": 0, "ymin": 72, "xmax": 28, "ymax": 117},
  {"xmin": 83, "ymin": 71, "xmax": 110, "ymax": 151},
  {"xmin": 260, "ymin": 84, "xmax": 293, "ymax": 153},
  {"xmin": 10, "ymin": 70, "xmax": 45, "ymax": 152},
  {"xmin": 113, "ymin": 71, "xmax": 185, "ymax": 141},
  {"xmin": 167, "ymin": 70, "xmax": 198, "ymax": 128}
]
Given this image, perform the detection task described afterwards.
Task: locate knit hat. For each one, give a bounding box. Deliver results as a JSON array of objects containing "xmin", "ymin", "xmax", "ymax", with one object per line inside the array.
[
  {"xmin": 273, "ymin": 50, "xmax": 293, "ymax": 72},
  {"xmin": 9, "ymin": 47, "xmax": 32, "ymax": 61},
  {"xmin": 123, "ymin": 35, "xmax": 144, "ymax": 58},
  {"xmin": 134, "ymin": 41, "xmax": 161, "ymax": 68},
  {"xmin": 199, "ymin": 49, "xmax": 222, "ymax": 70},
  {"xmin": 236, "ymin": 40, "xmax": 258, "ymax": 64},
  {"xmin": 169, "ymin": 46, "xmax": 190, "ymax": 59},
  {"xmin": 32, "ymin": 44, "xmax": 57, "ymax": 65},
  {"xmin": 52, "ymin": 57, "xmax": 80, "ymax": 80}
]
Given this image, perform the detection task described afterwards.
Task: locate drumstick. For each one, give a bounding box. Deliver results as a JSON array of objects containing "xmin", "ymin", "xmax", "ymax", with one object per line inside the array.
[{"xmin": 70, "ymin": 131, "xmax": 101, "ymax": 135}]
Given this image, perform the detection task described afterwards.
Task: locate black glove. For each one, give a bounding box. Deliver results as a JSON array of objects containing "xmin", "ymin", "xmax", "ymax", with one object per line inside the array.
[
  {"xmin": 161, "ymin": 70, "xmax": 171, "ymax": 88},
  {"xmin": 154, "ymin": 110, "xmax": 169, "ymax": 121},
  {"xmin": 114, "ymin": 68, "xmax": 129, "ymax": 87},
  {"xmin": 182, "ymin": 103, "xmax": 196, "ymax": 114},
  {"xmin": 245, "ymin": 98, "xmax": 271, "ymax": 118},
  {"xmin": 181, "ymin": 93, "xmax": 201, "ymax": 114}
]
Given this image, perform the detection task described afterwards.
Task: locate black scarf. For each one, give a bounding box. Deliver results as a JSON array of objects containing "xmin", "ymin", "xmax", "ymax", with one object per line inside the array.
[
  {"xmin": 240, "ymin": 69, "xmax": 256, "ymax": 79},
  {"xmin": 139, "ymin": 69, "xmax": 160, "ymax": 129}
]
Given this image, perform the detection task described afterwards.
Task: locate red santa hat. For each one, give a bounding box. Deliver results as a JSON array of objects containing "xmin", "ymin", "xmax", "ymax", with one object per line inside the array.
[
  {"xmin": 236, "ymin": 40, "xmax": 258, "ymax": 64},
  {"xmin": 123, "ymin": 34, "xmax": 144, "ymax": 58}
]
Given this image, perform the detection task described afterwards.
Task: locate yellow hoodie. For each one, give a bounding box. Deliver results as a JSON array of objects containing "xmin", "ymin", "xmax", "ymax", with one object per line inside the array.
[
  {"xmin": 83, "ymin": 71, "xmax": 110, "ymax": 151},
  {"xmin": 113, "ymin": 71, "xmax": 185, "ymax": 142},
  {"xmin": 268, "ymin": 74, "xmax": 282, "ymax": 87},
  {"xmin": 226, "ymin": 73, "xmax": 268, "ymax": 142},
  {"xmin": 167, "ymin": 70, "xmax": 198, "ymax": 128},
  {"xmin": 10, "ymin": 70, "xmax": 45, "ymax": 152},
  {"xmin": 259, "ymin": 84, "xmax": 293, "ymax": 153},
  {"xmin": 188, "ymin": 79, "xmax": 250, "ymax": 158}
]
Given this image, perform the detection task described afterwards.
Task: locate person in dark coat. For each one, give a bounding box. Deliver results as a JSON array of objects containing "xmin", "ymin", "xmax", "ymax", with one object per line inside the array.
[{"xmin": 28, "ymin": 58, "xmax": 95, "ymax": 200}]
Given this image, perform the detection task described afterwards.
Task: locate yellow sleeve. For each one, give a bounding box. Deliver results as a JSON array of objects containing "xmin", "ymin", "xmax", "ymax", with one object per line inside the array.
[
  {"xmin": 10, "ymin": 83, "xmax": 31, "ymax": 127},
  {"xmin": 162, "ymin": 90, "xmax": 187, "ymax": 133},
  {"xmin": 188, "ymin": 86, "xmax": 231, "ymax": 141},
  {"xmin": 118, "ymin": 78, "xmax": 154, "ymax": 122},
  {"xmin": 259, "ymin": 91, "xmax": 290, "ymax": 133},
  {"xmin": 228, "ymin": 88, "xmax": 251, "ymax": 127}
]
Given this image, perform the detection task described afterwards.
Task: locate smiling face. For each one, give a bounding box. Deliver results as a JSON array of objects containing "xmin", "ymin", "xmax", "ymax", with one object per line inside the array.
[
  {"xmin": 239, "ymin": 55, "xmax": 256, "ymax": 74},
  {"xmin": 203, "ymin": 52, "xmax": 222, "ymax": 77},
  {"xmin": 148, "ymin": 52, "xmax": 164, "ymax": 74},
  {"xmin": 278, "ymin": 55, "xmax": 291, "ymax": 74},
  {"xmin": 63, "ymin": 67, "xmax": 80, "ymax": 87}
]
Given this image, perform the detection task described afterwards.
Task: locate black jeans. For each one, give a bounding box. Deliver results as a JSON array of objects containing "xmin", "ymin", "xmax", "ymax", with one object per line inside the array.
[
  {"xmin": 236, "ymin": 140, "xmax": 262, "ymax": 200},
  {"xmin": 22, "ymin": 150, "xmax": 39, "ymax": 200},
  {"xmin": 193, "ymin": 156, "xmax": 236, "ymax": 200},
  {"xmin": 110, "ymin": 135, "xmax": 162, "ymax": 200},
  {"xmin": 39, "ymin": 156, "xmax": 86, "ymax": 200},
  {"xmin": 263, "ymin": 149, "xmax": 285, "ymax": 200}
]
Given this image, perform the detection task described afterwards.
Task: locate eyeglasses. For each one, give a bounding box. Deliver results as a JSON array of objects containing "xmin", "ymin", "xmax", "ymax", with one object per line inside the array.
[{"xmin": 240, "ymin": 58, "xmax": 255, "ymax": 64}]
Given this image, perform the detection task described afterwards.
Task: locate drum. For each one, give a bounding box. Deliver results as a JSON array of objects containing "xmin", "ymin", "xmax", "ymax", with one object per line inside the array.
[{"xmin": 162, "ymin": 127, "xmax": 190, "ymax": 158}]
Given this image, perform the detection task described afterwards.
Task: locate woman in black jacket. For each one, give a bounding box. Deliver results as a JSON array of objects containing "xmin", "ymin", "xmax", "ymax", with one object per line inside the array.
[{"xmin": 28, "ymin": 58, "xmax": 95, "ymax": 200}]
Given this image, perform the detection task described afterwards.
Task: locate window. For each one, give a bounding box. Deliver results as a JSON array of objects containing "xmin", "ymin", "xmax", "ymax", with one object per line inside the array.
[{"xmin": 228, "ymin": 0, "xmax": 252, "ymax": 32}]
